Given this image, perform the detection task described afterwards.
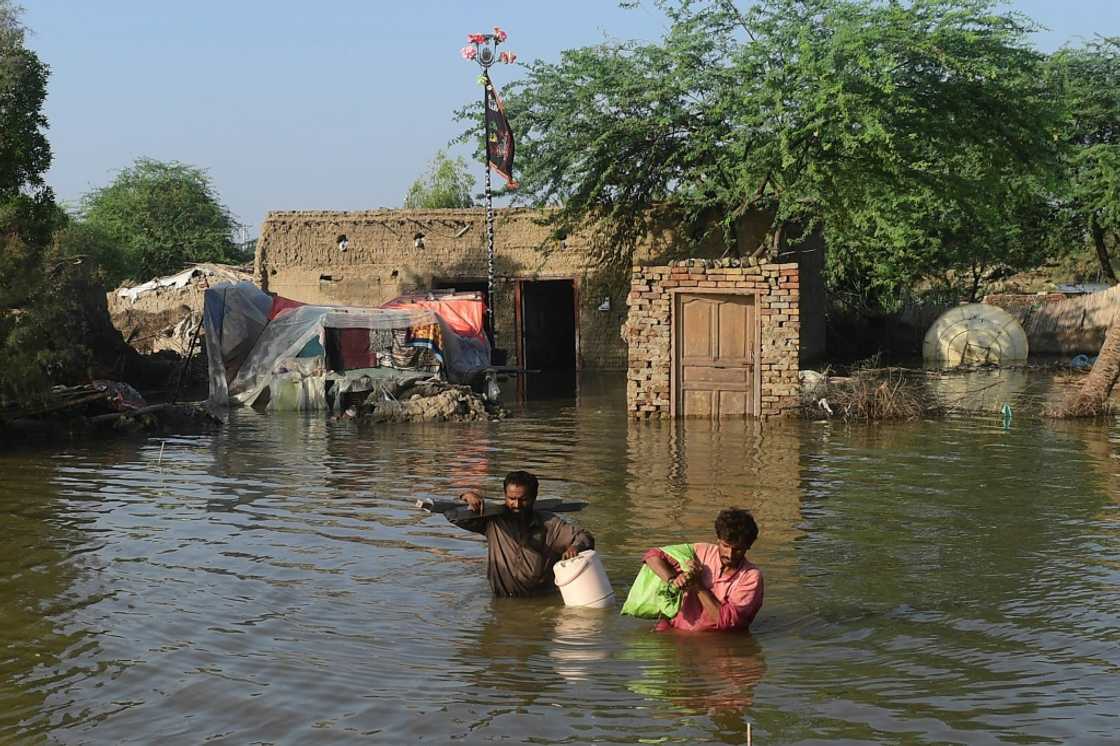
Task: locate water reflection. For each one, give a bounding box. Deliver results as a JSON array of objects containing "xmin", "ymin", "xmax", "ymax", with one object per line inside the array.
[
  {"xmin": 0, "ymin": 452, "xmax": 98, "ymax": 738},
  {"xmin": 623, "ymin": 633, "xmax": 767, "ymax": 717},
  {"xmin": 927, "ymin": 367, "xmax": 1032, "ymax": 413},
  {"xmin": 1, "ymin": 372, "xmax": 1117, "ymax": 744}
]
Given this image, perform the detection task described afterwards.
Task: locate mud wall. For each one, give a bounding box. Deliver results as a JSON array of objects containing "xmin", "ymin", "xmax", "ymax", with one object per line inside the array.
[
  {"xmin": 106, "ymin": 266, "xmax": 254, "ymax": 356},
  {"xmin": 255, "ymin": 208, "xmax": 827, "ymax": 370},
  {"xmin": 255, "ymin": 209, "xmax": 635, "ymax": 369},
  {"xmin": 984, "ymin": 286, "xmax": 1120, "ymax": 356}
]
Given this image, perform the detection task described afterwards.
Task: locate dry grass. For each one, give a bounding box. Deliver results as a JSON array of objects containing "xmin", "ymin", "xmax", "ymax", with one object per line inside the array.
[
  {"xmin": 1043, "ymin": 368, "xmax": 1119, "ymax": 418},
  {"xmin": 801, "ymin": 368, "xmax": 943, "ymax": 421},
  {"xmin": 1044, "ymin": 391, "xmax": 1116, "ymax": 418}
]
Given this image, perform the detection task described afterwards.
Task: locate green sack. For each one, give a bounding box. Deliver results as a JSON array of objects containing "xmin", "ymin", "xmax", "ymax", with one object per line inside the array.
[{"xmin": 620, "ymin": 543, "xmax": 696, "ymax": 619}]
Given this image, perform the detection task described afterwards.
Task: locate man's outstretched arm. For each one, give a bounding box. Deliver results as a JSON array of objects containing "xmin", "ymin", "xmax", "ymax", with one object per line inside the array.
[{"xmin": 449, "ymin": 490, "xmax": 488, "ymax": 534}]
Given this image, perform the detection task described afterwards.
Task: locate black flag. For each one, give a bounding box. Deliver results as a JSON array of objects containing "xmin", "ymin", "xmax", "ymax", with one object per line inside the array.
[{"xmin": 484, "ymin": 73, "xmax": 518, "ymax": 189}]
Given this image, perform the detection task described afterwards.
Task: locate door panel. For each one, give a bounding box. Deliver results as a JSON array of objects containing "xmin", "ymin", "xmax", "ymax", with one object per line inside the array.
[
  {"xmin": 675, "ymin": 293, "xmax": 757, "ymax": 418},
  {"xmin": 718, "ymin": 390, "xmax": 748, "ymax": 417},
  {"xmin": 683, "ymin": 389, "xmax": 714, "ymax": 417},
  {"xmin": 681, "ymin": 299, "xmax": 714, "ymax": 359}
]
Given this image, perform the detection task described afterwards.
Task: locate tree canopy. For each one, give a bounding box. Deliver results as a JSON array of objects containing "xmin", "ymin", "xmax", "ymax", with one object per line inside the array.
[
  {"xmin": 481, "ymin": 0, "xmax": 1061, "ymax": 309},
  {"xmin": 403, "ymin": 150, "xmax": 476, "ymax": 209},
  {"xmin": 78, "ymin": 158, "xmax": 241, "ymax": 281},
  {"xmin": 1047, "ymin": 37, "xmax": 1120, "ymax": 283},
  {"xmin": 0, "ymin": 0, "xmax": 56, "ymax": 310}
]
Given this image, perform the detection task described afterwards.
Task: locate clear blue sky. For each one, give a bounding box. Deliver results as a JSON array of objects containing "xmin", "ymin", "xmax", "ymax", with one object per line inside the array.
[{"xmin": 22, "ymin": 0, "xmax": 1120, "ymax": 237}]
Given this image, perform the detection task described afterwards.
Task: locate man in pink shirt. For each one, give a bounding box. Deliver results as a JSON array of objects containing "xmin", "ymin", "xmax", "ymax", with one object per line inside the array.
[{"xmin": 642, "ymin": 508, "xmax": 763, "ymax": 632}]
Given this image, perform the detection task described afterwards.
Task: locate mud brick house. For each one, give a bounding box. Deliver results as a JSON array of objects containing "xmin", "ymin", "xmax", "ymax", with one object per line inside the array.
[{"xmin": 254, "ymin": 208, "xmax": 825, "ymax": 412}]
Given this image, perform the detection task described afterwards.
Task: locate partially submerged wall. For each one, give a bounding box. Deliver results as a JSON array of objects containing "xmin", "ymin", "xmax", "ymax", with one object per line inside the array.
[
  {"xmin": 984, "ymin": 286, "xmax": 1120, "ymax": 355},
  {"xmin": 626, "ymin": 260, "xmax": 801, "ymax": 419},
  {"xmin": 255, "ymin": 208, "xmax": 827, "ymax": 371},
  {"xmin": 255, "ymin": 209, "xmax": 632, "ymax": 369}
]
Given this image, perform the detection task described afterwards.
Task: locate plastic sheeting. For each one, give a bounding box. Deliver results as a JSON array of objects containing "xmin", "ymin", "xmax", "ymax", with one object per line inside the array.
[
  {"xmin": 204, "ymin": 284, "xmax": 491, "ymax": 410},
  {"xmin": 203, "ymin": 282, "xmax": 273, "ymax": 409},
  {"xmin": 382, "ymin": 294, "xmax": 487, "ymax": 342},
  {"xmin": 923, "ymin": 303, "xmax": 1029, "ymax": 367}
]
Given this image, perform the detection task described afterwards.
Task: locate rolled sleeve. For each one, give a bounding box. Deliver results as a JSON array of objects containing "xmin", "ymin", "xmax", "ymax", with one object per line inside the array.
[
  {"xmin": 571, "ymin": 525, "xmax": 595, "ymax": 552},
  {"xmin": 642, "ymin": 547, "xmax": 685, "ymax": 573}
]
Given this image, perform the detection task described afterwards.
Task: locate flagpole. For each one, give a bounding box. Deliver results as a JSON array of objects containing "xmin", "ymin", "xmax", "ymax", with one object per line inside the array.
[
  {"xmin": 461, "ymin": 28, "xmax": 513, "ymax": 364},
  {"xmin": 483, "ymin": 72, "xmax": 495, "ymax": 353}
]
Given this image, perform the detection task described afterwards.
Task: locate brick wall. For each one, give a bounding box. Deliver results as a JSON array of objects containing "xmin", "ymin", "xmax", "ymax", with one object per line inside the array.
[{"xmin": 626, "ymin": 259, "xmax": 800, "ymax": 419}]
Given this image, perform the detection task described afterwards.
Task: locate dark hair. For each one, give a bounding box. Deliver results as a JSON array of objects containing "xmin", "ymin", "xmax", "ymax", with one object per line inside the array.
[
  {"xmin": 503, "ymin": 470, "xmax": 539, "ymax": 500},
  {"xmin": 715, "ymin": 508, "xmax": 758, "ymax": 548}
]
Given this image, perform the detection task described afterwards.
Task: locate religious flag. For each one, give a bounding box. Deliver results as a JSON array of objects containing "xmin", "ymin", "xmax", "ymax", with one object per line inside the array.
[{"xmin": 484, "ymin": 73, "xmax": 518, "ymax": 189}]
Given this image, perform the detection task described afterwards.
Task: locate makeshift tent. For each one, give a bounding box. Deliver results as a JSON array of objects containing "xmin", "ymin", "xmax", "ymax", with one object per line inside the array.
[
  {"xmin": 203, "ymin": 284, "xmax": 490, "ymax": 411},
  {"xmin": 202, "ymin": 282, "xmax": 273, "ymax": 408},
  {"xmin": 381, "ymin": 292, "xmax": 488, "ymax": 344}
]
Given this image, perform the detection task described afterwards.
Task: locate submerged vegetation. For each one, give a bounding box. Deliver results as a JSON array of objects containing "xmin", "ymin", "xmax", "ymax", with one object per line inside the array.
[{"xmin": 801, "ymin": 369, "xmax": 942, "ymax": 422}]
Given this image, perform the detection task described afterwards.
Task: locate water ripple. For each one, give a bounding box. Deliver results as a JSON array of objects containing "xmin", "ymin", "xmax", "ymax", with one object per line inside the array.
[{"xmin": 1, "ymin": 376, "xmax": 1117, "ymax": 743}]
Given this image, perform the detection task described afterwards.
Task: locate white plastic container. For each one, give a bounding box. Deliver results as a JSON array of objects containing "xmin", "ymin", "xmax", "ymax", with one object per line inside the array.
[{"xmin": 553, "ymin": 550, "xmax": 615, "ymax": 608}]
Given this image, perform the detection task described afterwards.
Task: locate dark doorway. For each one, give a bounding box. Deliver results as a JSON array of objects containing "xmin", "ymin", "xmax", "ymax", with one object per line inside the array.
[{"xmin": 519, "ymin": 279, "xmax": 577, "ymax": 371}]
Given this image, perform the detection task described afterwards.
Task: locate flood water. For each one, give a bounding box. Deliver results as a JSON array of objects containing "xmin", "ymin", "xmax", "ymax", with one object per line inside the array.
[{"xmin": 2, "ymin": 374, "xmax": 1118, "ymax": 744}]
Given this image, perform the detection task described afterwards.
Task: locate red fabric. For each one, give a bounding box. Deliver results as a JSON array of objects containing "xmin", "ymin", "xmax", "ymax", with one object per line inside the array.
[
  {"xmin": 381, "ymin": 295, "xmax": 486, "ymax": 342},
  {"xmin": 334, "ymin": 328, "xmax": 376, "ymax": 369},
  {"xmin": 268, "ymin": 295, "xmax": 306, "ymax": 320}
]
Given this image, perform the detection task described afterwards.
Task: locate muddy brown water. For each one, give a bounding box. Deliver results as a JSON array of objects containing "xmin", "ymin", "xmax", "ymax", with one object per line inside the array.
[{"xmin": 2, "ymin": 374, "xmax": 1118, "ymax": 744}]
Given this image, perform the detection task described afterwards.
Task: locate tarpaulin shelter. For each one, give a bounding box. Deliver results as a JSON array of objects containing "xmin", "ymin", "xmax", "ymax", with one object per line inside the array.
[{"xmin": 203, "ymin": 284, "xmax": 490, "ymax": 411}]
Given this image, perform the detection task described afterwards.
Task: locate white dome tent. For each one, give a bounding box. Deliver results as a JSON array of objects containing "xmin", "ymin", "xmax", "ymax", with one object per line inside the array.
[{"xmin": 923, "ymin": 303, "xmax": 1029, "ymax": 367}]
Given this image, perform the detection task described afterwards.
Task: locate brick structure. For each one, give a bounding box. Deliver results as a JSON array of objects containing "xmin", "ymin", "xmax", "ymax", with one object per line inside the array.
[
  {"xmin": 255, "ymin": 207, "xmax": 825, "ymax": 372},
  {"xmin": 626, "ymin": 259, "xmax": 801, "ymax": 419}
]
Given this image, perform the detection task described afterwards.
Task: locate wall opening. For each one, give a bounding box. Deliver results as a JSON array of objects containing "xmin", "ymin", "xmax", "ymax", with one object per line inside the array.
[{"xmin": 519, "ymin": 279, "xmax": 577, "ymax": 371}]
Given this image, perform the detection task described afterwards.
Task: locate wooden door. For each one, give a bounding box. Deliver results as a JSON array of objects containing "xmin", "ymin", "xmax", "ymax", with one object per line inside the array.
[{"xmin": 674, "ymin": 293, "xmax": 758, "ymax": 418}]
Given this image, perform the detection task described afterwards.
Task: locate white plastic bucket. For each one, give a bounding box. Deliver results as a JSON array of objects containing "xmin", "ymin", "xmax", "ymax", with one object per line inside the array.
[{"xmin": 553, "ymin": 550, "xmax": 615, "ymax": 608}]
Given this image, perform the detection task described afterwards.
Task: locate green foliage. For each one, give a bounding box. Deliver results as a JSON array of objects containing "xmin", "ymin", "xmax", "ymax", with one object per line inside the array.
[
  {"xmin": 403, "ymin": 150, "xmax": 476, "ymax": 209},
  {"xmin": 468, "ymin": 0, "xmax": 1060, "ymax": 311},
  {"xmin": 0, "ymin": 0, "xmax": 73, "ymax": 403},
  {"xmin": 1046, "ymin": 38, "xmax": 1120, "ymax": 282},
  {"xmin": 78, "ymin": 158, "xmax": 241, "ymax": 281},
  {"xmin": 0, "ymin": 0, "xmax": 55, "ymax": 311},
  {"xmin": 2, "ymin": 256, "xmax": 96, "ymax": 400},
  {"xmin": 52, "ymin": 217, "xmax": 131, "ymax": 288}
]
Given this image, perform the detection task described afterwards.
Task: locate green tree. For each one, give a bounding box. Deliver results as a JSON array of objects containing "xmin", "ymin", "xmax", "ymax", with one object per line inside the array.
[
  {"xmin": 1, "ymin": 3, "xmax": 151, "ymax": 408},
  {"xmin": 0, "ymin": 0, "xmax": 56, "ymax": 310},
  {"xmin": 1047, "ymin": 38, "xmax": 1120, "ymax": 283},
  {"xmin": 1047, "ymin": 38, "xmax": 1120, "ymax": 415},
  {"xmin": 403, "ymin": 150, "xmax": 476, "ymax": 209},
  {"xmin": 78, "ymin": 158, "xmax": 241, "ymax": 281},
  {"xmin": 477, "ymin": 0, "xmax": 1059, "ymax": 311}
]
